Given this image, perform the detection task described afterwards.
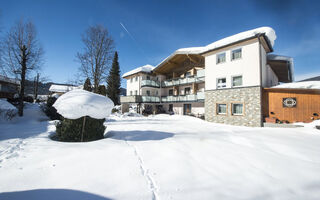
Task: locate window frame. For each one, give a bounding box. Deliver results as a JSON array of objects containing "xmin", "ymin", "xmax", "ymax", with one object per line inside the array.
[
  {"xmin": 231, "ymin": 103, "xmax": 244, "ymax": 116},
  {"xmin": 216, "ymin": 52, "xmax": 226, "ymax": 64},
  {"xmin": 232, "ymin": 75, "xmax": 243, "ymax": 87},
  {"xmin": 130, "ymin": 91, "xmax": 133, "ymax": 96},
  {"xmin": 231, "ymin": 48, "xmax": 242, "ymax": 61},
  {"xmin": 216, "ymin": 103, "xmax": 227, "ymax": 115},
  {"xmin": 135, "ymin": 76, "xmax": 138, "ymax": 82},
  {"xmin": 146, "ymin": 90, "xmax": 150, "ymax": 96},
  {"xmin": 216, "ymin": 77, "xmax": 227, "ymax": 89}
]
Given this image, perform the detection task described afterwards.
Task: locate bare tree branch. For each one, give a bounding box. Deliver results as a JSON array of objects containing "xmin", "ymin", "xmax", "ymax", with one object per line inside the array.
[
  {"xmin": 2, "ymin": 19, "xmax": 44, "ymax": 116},
  {"xmin": 76, "ymin": 25, "xmax": 114, "ymax": 93}
]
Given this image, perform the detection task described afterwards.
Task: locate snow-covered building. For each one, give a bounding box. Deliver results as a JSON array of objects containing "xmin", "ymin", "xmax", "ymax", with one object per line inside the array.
[
  {"xmin": 49, "ymin": 84, "xmax": 79, "ymax": 95},
  {"xmin": 0, "ymin": 75, "xmax": 20, "ymax": 99},
  {"xmin": 121, "ymin": 27, "xmax": 299, "ymax": 126}
]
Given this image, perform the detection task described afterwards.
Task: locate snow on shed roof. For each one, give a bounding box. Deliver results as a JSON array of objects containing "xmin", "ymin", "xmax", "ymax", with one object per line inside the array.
[
  {"xmin": 122, "ymin": 64, "xmax": 154, "ymax": 78},
  {"xmin": 49, "ymin": 84, "xmax": 78, "ymax": 93},
  {"xmin": 272, "ymin": 81, "xmax": 320, "ymax": 89},
  {"xmin": 53, "ymin": 89, "xmax": 114, "ymax": 119}
]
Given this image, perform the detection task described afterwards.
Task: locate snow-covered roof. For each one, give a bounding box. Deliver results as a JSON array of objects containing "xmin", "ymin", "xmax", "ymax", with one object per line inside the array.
[
  {"xmin": 272, "ymin": 81, "xmax": 320, "ymax": 89},
  {"xmin": 155, "ymin": 27, "xmax": 276, "ymax": 69},
  {"xmin": 53, "ymin": 89, "xmax": 114, "ymax": 119},
  {"xmin": 122, "ymin": 64, "xmax": 154, "ymax": 78},
  {"xmin": 203, "ymin": 27, "xmax": 276, "ymax": 53},
  {"xmin": 49, "ymin": 84, "xmax": 78, "ymax": 93},
  {"xmin": 0, "ymin": 75, "xmax": 20, "ymax": 85}
]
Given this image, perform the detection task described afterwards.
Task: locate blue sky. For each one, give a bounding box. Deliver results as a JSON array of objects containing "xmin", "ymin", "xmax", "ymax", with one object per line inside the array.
[{"xmin": 1, "ymin": 0, "xmax": 320, "ymax": 88}]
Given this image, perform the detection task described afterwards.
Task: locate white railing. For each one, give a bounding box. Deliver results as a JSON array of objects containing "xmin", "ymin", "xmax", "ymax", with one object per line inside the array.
[
  {"xmin": 141, "ymin": 96, "xmax": 160, "ymax": 103},
  {"xmin": 162, "ymin": 69, "xmax": 205, "ymax": 87},
  {"xmin": 141, "ymin": 80, "xmax": 160, "ymax": 87},
  {"xmin": 197, "ymin": 92, "xmax": 205, "ymax": 100}
]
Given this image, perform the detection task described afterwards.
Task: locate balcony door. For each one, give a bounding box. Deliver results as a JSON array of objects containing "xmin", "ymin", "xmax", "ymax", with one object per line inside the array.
[{"xmin": 183, "ymin": 104, "xmax": 192, "ymax": 115}]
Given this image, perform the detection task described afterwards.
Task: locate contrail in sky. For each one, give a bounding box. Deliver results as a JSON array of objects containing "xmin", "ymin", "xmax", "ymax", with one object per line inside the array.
[{"xmin": 120, "ymin": 22, "xmax": 149, "ymax": 61}]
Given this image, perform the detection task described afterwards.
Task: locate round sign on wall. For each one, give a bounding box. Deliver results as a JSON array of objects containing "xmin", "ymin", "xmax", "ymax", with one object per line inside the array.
[{"xmin": 283, "ymin": 97, "xmax": 297, "ymax": 108}]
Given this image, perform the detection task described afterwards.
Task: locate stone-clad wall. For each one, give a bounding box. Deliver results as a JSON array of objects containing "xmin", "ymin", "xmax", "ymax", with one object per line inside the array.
[{"xmin": 205, "ymin": 86, "xmax": 262, "ymax": 127}]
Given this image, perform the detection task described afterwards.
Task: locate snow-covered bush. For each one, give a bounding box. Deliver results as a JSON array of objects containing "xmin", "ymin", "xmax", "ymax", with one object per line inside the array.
[
  {"xmin": 43, "ymin": 97, "xmax": 62, "ymax": 120},
  {"xmin": 0, "ymin": 99, "xmax": 18, "ymax": 121},
  {"xmin": 53, "ymin": 89, "xmax": 113, "ymax": 142},
  {"xmin": 56, "ymin": 116, "xmax": 105, "ymax": 142}
]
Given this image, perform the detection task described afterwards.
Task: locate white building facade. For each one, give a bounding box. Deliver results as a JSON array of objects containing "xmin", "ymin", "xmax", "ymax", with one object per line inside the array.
[{"xmin": 121, "ymin": 27, "xmax": 294, "ymax": 126}]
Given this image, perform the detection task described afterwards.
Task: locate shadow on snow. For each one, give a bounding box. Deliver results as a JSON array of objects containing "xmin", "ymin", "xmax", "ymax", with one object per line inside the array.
[
  {"xmin": 106, "ymin": 130, "xmax": 174, "ymax": 141},
  {"xmin": 0, "ymin": 189, "xmax": 113, "ymax": 200}
]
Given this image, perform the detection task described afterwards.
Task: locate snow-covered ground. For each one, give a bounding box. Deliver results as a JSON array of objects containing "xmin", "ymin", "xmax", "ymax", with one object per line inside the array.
[{"xmin": 0, "ymin": 104, "xmax": 320, "ymax": 200}]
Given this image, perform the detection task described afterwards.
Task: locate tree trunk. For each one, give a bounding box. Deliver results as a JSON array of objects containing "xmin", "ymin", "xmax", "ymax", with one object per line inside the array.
[
  {"xmin": 34, "ymin": 73, "xmax": 39, "ymax": 101},
  {"xmin": 18, "ymin": 45, "xmax": 27, "ymax": 116},
  {"xmin": 81, "ymin": 116, "xmax": 86, "ymax": 142}
]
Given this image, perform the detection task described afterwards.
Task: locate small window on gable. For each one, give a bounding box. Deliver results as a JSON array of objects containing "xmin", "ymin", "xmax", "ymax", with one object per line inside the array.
[
  {"xmin": 217, "ymin": 104, "xmax": 227, "ymax": 115},
  {"xmin": 232, "ymin": 103, "xmax": 244, "ymax": 115},
  {"xmin": 231, "ymin": 48, "xmax": 242, "ymax": 60},
  {"xmin": 217, "ymin": 78, "xmax": 226, "ymax": 89},
  {"xmin": 232, "ymin": 76, "xmax": 242, "ymax": 87},
  {"xmin": 216, "ymin": 52, "xmax": 226, "ymax": 64}
]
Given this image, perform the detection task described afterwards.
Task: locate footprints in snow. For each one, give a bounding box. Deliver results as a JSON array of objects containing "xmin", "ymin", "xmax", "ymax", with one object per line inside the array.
[{"xmin": 0, "ymin": 140, "xmax": 26, "ymax": 167}]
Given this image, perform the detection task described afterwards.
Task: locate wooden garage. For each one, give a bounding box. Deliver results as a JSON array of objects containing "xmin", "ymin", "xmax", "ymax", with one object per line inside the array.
[{"xmin": 263, "ymin": 88, "xmax": 320, "ymax": 123}]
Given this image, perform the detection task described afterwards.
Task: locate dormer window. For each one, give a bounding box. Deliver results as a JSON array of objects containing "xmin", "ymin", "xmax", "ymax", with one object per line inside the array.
[
  {"xmin": 231, "ymin": 48, "xmax": 242, "ymax": 60},
  {"xmin": 216, "ymin": 52, "xmax": 226, "ymax": 64}
]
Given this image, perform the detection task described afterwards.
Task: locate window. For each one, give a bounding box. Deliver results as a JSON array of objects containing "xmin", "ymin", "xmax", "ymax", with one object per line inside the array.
[
  {"xmin": 130, "ymin": 78, "xmax": 133, "ymax": 83},
  {"xmin": 232, "ymin": 76, "xmax": 242, "ymax": 87},
  {"xmin": 130, "ymin": 91, "xmax": 133, "ymax": 96},
  {"xmin": 232, "ymin": 103, "xmax": 244, "ymax": 115},
  {"xmin": 155, "ymin": 90, "xmax": 158, "ymax": 96},
  {"xmin": 216, "ymin": 52, "xmax": 226, "ymax": 64},
  {"xmin": 135, "ymin": 76, "xmax": 138, "ymax": 81},
  {"xmin": 217, "ymin": 104, "xmax": 227, "ymax": 115},
  {"xmin": 217, "ymin": 78, "xmax": 226, "ymax": 89},
  {"xmin": 185, "ymin": 72, "xmax": 191, "ymax": 77},
  {"xmin": 134, "ymin": 90, "xmax": 138, "ymax": 95},
  {"xmin": 146, "ymin": 90, "xmax": 150, "ymax": 96},
  {"xmin": 146, "ymin": 76, "xmax": 150, "ymax": 80},
  {"xmin": 231, "ymin": 48, "xmax": 242, "ymax": 60},
  {"xmin": 169, "ymin": 89, "xmax": 173, "ymax": 96},
  {"xmin": 185, "ymin": 87, "xmax": 191, "ymax": 95}
]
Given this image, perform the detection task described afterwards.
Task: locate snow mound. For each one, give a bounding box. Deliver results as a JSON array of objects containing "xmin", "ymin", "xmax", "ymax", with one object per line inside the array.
[
  {"xmin": 0, "ymin": 99, "xmax": 17, "ymax": 110},
  {"xmin": 122, "ymin": 64, "xmax": 154, "ymax": 78},
  {"xmin": 272, "ymin": 81, "xmax": 320, "ymax": 89},
  {"xmin": 53, "ymin": 89, "xmax": 114, "ymax": 119},
  {"xmin": 0, "ymin": 99, "xmax": 18, "ymax": 121}
]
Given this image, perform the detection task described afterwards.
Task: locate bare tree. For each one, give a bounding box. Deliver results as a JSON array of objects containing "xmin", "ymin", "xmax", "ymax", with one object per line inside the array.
[
  {"xmin": 3, "ymin": 19, "xmax": 44, "ymax": 116},
  {"xmin": 77, "ymin": 25, "xmax": 114, "ymax": 93}
]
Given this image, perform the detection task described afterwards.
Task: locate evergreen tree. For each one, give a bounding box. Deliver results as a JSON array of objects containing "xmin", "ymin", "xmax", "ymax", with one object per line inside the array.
[
  {"xmin": 97, "ymin": 85, "xmax": 107, "ymax": 96},
  {"xmin": 106, "ymin": 51, "xmax": 121, "ymax": 105},
  {"xmin": 83, "ymin": 77, "xmax": 92, "ymax": 91}
]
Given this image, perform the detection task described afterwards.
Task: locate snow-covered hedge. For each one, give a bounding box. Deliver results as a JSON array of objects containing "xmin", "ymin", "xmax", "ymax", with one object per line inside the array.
[
  {"xmin": 0, "ymin": 99, "xmax": 18, "ymax": 121},
  {"xmin": 52, "ymin": 90, "xmax": 113, "ymax": 142}
]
